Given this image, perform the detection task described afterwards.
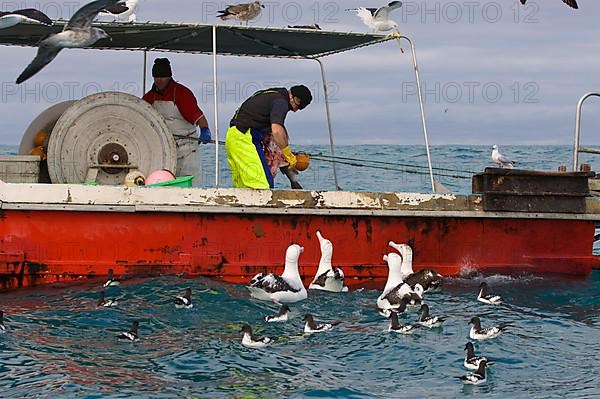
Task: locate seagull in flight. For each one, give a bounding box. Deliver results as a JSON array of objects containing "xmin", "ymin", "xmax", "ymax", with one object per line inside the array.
[
  {"xmin": 347, "ymin": 1, "xmax": 403, "ymax": 33},
  {"xmin": 99, "ymin": 0, "xmax": 138, "ymax": 22},
  {"xmin": 217, "ymin": 1, "xmax": 264, "ymax": 25},
  {"xmin": 491, "ymin": 145, "xmax": 515, "ymax": 169},
  {"xmin": 0, "ymin": 8, "xmax": 53, "ymax": 29},
  {"xmin": 520, "ymin": 0, "xmax": 578, "ymax": 9},
  {"xmin": 16, "ymin": 0, "xmax": 117, "ymax": 84}
]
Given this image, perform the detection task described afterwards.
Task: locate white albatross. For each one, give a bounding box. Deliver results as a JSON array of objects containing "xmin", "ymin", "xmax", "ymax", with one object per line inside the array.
[
  {"xmin": 16, "ymin": 0, "xmax": 117, "ymax": 84},
  {"xmin": 308, "ymin": 230, "xmax": 348, "ymax": 292},
  {"xmin": 247, "ymin": 244, "xmax": 307, "ymax": 303},
  {"xmin": 0, "ymin": 8, "xmax": 52, "ymax": 29},
  {"xmin": 491, "ymin": 144, "xmax": 515, "ymax": 169},
  {"xmin": 347, "ymin": 1, "xmax": 402, "ymax": 32}
]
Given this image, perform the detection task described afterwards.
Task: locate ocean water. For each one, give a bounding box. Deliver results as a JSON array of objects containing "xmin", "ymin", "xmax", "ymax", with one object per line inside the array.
[{"xmin": 1, "ymin": 144, "xmax": 599, "ymax": 398}]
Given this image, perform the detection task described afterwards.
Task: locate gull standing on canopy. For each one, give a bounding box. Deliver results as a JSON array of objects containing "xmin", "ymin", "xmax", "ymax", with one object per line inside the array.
[
  {"xmin": 0, "ymin": 8, "xmax": 52, "ymax": 29},
  {"xmin": 347, "ymin": 1, "xmax": 403, "ymax": 33},
  {"xmin": 520, "ymin": 0, "xmax": 578, "ymax": 9},
  {"xmin": 16, "ymin": 0, "xmax": 118, "ymax": 84},
  {"xmin": 217, "ymin": 1, "xmax": 264, "ymax": 25}
]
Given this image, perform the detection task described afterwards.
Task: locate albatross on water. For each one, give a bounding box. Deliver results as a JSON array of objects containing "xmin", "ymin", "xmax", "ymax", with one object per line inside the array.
[
  {"xmin": 520, "ymin": 0, "xmax": 578, "ymax": 9},
  {"xmin": 347, "ymin": 1, "xmax": 403, "ymax": 32},
  {"xmin": 16, "ymin": 0, "xmax": 117, "ymax": 84},
  {"xmin": 0, "ymin": 8, "xmax": 52, "ymax": 29},
  {"xmin": 217, "ymin": 1, "xmax": 264, "ymax": 25}
]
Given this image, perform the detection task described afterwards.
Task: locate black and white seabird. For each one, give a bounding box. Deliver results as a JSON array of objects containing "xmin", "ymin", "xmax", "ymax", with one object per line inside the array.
[
  {"xmin": 521, "ymin": 0, "xmax": 578, "ymax": 9},
  {"xmin": 265, "ymin": 304, "xmax": 290, "ymax": 323},
  {"xmin": 104, "ymin": 268, "xmax": 120, "ymax": 288},
  {"xmin": 16, "ymin": 0, "xmax": 117, "ymax": 84},
  {"xmin": 403, "ymin": 269, "xmax": 444, "ymax": 293},
  {"xmin": 388, "ymin": 310, "xmax": 419, "ymax": 334},
  {"xmin": 116, "ymin": 321, "xmax": 139, "ymax": 342},
  {"xmin": 302, "ymin": 314, "xmax": 334, "ymax": 333},
  {"xmin": 99, "ymin": 0, "xmax": 138, "ymax": 22},
  {"xmin": 458, "ymin": 360, "xmax": 488, "ymax": 385},
  {"xmin": 469, "ymin": 316, "xmax": 506, "ymax": 340},
  {"xmin": 463, "ymin": 342, "xmax": 489, "ymax": 370},
  {"xmin": 97, "ymin": 290, "xmax": 118, "ymax": 307},
  {"xmin": 241, "ymin": 324, "xmax": 273, "ymax": 348},
  {"xmin": 0, "ymin": 310, "xmax": 6, "ymax": 333},
  {"xmin": 477, "ymin": 282, "xmax": 503, "ymax": 305},
  {"xmin": 174, "ymin": 288, "xmax": 193, "ymax": 309},
  {"xmin": 247, "ymin": 244, "xmax": 307, "ymax": 303},
  {"xmin": 308, "ymin": 231, "xmax": 348, "ymax": 293},
  {"xmin": 0, "ymin": 8, "xmax": 53, "ymax": 29},
  {"xmin": 418, "ymin": 304, "xmax": 445, "ymax": 328},
  {"xmin": 347, "ymin": 1, "xmax": 402, "ymax": 33}
]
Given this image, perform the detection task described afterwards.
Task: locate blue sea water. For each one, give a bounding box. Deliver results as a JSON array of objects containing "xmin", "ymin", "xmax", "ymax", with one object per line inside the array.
[{"xmin": 1, "ymin": 144, "xmax": 599, "ymax": 398}]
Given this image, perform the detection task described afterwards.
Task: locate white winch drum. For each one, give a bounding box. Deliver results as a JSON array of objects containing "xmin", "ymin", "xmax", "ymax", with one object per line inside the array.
[{"xmin": 47, "ymin": 91, "xmax": 176, "ymax": 184}]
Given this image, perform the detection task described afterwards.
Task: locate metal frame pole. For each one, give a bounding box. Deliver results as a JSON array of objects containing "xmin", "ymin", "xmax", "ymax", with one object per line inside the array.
[
  {"xmin": 314, "ymin": 58, "xmax": 340, "ymax": 191},
  {"xmin": 573, "ymin": 92, "xmax": 600, "ymax": 171},
  {"xmin": 399, "ymin": 35, "xmax": 436, "ymax": 193},
  {"xmin": 142, "ymin": 50, "xmax": 147, "ymax": 95},
  {"xmin": 212, "ymin": 25, "xmax": 220, "ymax": 187}
]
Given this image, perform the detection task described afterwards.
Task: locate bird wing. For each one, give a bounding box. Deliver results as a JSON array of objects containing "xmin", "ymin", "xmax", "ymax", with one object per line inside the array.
[
  {"xmin": 16, "ymin": 45, "xmax": 62, "ymax": 84},
  {"xmin": 222, "ymin": 3, "xmax": 250, "ymax": 15},
  {"xmin": 355, "ymin": 8, "xmax": 376, "ymax": 26},
  {"xmin": 10, "ymin": 9, "xmax": 53, "ymax": 25},
  {"xmin": 102, "ymin": 2, "xmax": 129, "ymax": 15},
  {"xmin": 250, "ymin": 273, "xmax": 298, "ymax": 293},
  {"xmin": 497, "ymin": 153, "xmax": 513, "ymax": 164},
  {"xmin": 67, "ymin": 0, "xmax": 120, "ymax": 30},
  {"xmin": 374, "ymin": 1, "xmax": 402, "ymax": 21},
  {"xmin": 563, "ymin": 0, "xmax": 578, "ymax": 8}
]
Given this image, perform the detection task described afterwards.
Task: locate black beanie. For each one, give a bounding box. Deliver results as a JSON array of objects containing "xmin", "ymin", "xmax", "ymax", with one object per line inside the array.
[
  {"xmin": 290, "ymin": 85, "xmax": 312, "ymax": 110},
  {"xmin": 152, "ymin": 58, "xmax": 172, "ymax": 78}
]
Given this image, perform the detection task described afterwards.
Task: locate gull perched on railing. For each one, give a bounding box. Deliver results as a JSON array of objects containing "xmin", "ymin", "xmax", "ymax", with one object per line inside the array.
[
  {"xmin": 99, "ymin": 0, "xmax": 139, "ymax": 22},
  {"xmin": 347, "ymin": 1, "xmax": 403, "ymax": 33},
  {"xmin": 520, "ymin": 0, "xmax": 578, "ymax": 9},
  {"xmin": 491, "ymin": 145, "xmax": 515, "ymax": 169},
  {"xmin": 217, "ymin": 1, "xmax": 264, "ymax": 25},
  {"xmin": 0, "ymin": 8, "xmax": 53, "ymax": 29},
  {"xmin": 16, "ymin": 0, "xmax": 117, "ymax": 84}
]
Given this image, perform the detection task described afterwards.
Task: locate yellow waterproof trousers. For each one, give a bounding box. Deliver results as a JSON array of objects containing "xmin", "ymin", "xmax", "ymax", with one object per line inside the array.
[{"xmin": 225, "ymin": 126, "xmax": 270, "ymax": 189}]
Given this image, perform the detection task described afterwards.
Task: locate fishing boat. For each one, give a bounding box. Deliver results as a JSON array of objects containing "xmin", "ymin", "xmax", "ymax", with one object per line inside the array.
[{"xmin": 1, "ymin": 21, "xmax": 599, "ymax": 291}]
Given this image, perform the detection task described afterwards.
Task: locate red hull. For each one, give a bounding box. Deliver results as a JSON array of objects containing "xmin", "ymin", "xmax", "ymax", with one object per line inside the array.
[{"xmin": 1, "ymin": 210, "xmax": 598, "ymax": 290}]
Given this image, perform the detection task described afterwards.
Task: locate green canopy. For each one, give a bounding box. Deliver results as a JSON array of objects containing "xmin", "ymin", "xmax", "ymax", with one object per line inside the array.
[{"xmin": 0, "ymin": 21, "xmax": 398, "ymax": 58}]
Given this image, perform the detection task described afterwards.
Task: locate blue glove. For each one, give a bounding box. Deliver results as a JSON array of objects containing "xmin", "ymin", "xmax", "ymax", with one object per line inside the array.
[{"xmin": 199, "ymin": 127, "xmax": 212, "ymax": 144}]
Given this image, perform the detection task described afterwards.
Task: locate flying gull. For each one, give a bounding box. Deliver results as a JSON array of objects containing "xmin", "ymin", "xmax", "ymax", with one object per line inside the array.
[
  {"xmin": 347, "ymin": 1, "xmax": 402, "ymax": 33},
  {"xmin": 491, "ymin": 145, "xmax": 515, "ymax": 169},
  {"xmin": 16, "ymin": 0, "xmax": 117, "ymax": 84},
  {"xmin": 521, "ymin": 0, "xmax": 578, "ymax": 9},
  {"xmin": 217, "ymin": 1, "xmax": 264, "ymax": 25},
  {"xmin": 99, "ymin": 0, "xmax": 138, "ymax": 22},
  {"xmin": 0, "ymin": 8, "xmax": 53, "ymax": 29}
]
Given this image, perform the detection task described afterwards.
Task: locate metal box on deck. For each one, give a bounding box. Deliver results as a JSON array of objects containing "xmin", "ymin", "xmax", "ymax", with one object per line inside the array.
[{"xmin": 0, "ymin": 155, "xmax": 40, "ymax": 183}]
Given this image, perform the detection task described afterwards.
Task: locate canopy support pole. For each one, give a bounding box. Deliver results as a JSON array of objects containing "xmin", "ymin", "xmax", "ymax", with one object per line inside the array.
[
  {"xmin": 399, "ymin": 35, "xmax": 436, "ymax": 193},
  {"xmin": 212, "ymin": 25, "xmax": 220, "ymax": 187},
  {"xmin": 142, "ymin": 50, "xmax": 147, "ymax": 95},
  {"xmin": 573, "ymin": 92, "xmax": 600, "ymax": 171},
  {"xmin": 313, "ymin": 58, "xmax": 340, "ymax": 191}
]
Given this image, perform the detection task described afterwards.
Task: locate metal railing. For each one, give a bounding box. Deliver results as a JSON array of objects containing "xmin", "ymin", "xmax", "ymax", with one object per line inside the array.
[{"xmin": 573, "ymin": 92, "xmax": 600, "ymax": 171}]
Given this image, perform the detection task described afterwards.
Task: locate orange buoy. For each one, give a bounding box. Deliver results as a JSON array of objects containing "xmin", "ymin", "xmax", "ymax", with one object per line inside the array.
[
  {"xmin": 295, "ymin": 153, "xmax": 310, "ymax": 171},
  {"xmin": 34, "ymin": 129, "xmax": 48, "ymax": 147},
  {"xmin": 30, "ymin": 145, "xmax": 46, "ymax": 160}
]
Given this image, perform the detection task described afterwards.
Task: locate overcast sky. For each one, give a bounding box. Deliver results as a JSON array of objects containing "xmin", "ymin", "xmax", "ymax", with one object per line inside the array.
[{"xmin": 1, "ymin": 0, "xmax": 600, "ymax": 145}]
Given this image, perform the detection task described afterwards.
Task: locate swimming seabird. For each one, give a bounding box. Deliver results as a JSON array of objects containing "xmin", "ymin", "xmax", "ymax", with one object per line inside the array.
[
  {"xmin": 418, "ymin": 304, "xmax": 445, "ymax": 328},
  {"xmin": 97, "ymin": 290, "xmax": 118, "ymax": 307},
  {"xmin": 347, "ymin": 1, "xmax": 402, "ymax": 32},
  {"xmin": 247, "ymin": 244, "xmax": 307, "ymax": 303},
  {"xmin": 116, "ymin": 321, "xmax": 139, "ymax": 341},
  {"xmin": 491, "ymin": 145, "xmax": 515, "ymax": 169},
  {"xmin": 464, "ymin": 342, "xmax": 489, "ymax": 370},
  {"xmin": 174, "ymin": 288, "xmax": 193, "ymax": 309},
  {"xmin": 377, "ymin": 253, "xmax": 423, "ymax": 312},
  {"xmin": 521, "ymin": 0, "xmax": 578, "ymax": 9},
  {"xmin": 388, "ymin": 310, "xmax": 419, "ymax": 334},
  {"xmin": 308, "ymin": 231, "xmax": 348, "ymax": 293},
  {"xmin": 241, "ymin": 324, "xmax": 274, "ymax": 348},
  {"xmin": 104, "ymin": 268, "xmax": 120, "ymax": 288},
  {"xmin": 99, "ymin": 0, "xmax": 138, "ymax": 22},
  {"xmin": 0, "ymin": 310, "xmax": 6, "ymax": 332},
  {"xmin": 302, "ymin": 314, "xmax": 334, "ymax": 333},
  {"xmin": 0, "ymin": 8, "xmax": 52, "ymax": 29},
  {"xmin": 469, "ymin": 316, "xmax": 506, "ymax": 340},
  {"xmin": 388, "ymin": 241, "xmax": 414, "ymax": 279},
  {"xmin": 458, "ymin": 360, "xmax": 488, "ymax": 385},
  {"xmin": 477, "ymin": 282, "xmax": 503, "ymax": 305},
  {"xmin": 217, "ymin": 1, "xmax": 264, "ymax": 25},
  {"xmin": 265, "ymin": 304, "xmax": 290, "ymax": 323},
  {"xmin": 16, "ymin": 0, "xmax": 117, "ymax": 84}
]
